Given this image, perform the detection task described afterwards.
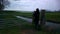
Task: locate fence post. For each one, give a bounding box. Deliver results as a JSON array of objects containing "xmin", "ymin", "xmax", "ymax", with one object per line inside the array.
[{"xmin": 40, "ymin": 9, "xmax": 46, "ymax": 29}]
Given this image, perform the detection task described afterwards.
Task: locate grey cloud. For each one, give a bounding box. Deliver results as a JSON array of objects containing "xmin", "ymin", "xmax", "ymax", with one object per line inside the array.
[{"xmin": 4, "ymin": 0, "xmax": 60, "ymax": 11}]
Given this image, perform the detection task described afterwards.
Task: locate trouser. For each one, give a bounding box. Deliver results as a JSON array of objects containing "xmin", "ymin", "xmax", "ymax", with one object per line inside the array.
[{"xmin": 34, "ymin": 19, "xmax": 39, "ymax": 29}]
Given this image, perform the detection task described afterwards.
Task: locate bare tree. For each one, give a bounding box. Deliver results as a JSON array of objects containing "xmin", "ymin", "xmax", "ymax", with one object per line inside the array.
[{"xmin": 0, "ymin": 0, "xmax": 10, "ymax": 11}]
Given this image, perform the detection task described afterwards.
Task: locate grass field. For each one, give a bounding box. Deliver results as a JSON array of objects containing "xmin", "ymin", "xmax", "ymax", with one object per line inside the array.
[
  {"xmin": 0, "ymin": 12, "xmax": 34, "ymax": 34},
  {"xmin": 0, "ymin": 11, "xmax": 60, "ymax": 34},
  {"xmin": 0, "ymin": 11, "xmax": 47, "ymax": 34},
  {"xmin": 1, "ymin": 11, "xmax": 60, "ymax": 23},
  {"xmin": 14, "ymin": 12, "xmax": 60, "ymax": 23}
]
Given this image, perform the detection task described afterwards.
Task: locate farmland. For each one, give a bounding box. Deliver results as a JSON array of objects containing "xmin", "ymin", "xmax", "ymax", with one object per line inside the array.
[
  {"xmin": 14, "ymin": 11, "xmax": 60, "ymax": 23},
  {"xmin": 0, "ymin": 11, "xmax": 60, "ymax": 34},
  {"xmin": 1, "ymin": 11, "xmax": 60, "ymax": 23}
]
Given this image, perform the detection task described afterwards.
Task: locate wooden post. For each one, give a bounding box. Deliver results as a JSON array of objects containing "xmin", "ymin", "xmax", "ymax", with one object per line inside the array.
[{"xmin": 40, "ymin": 9, "xmax": 46, "ymax": 28}]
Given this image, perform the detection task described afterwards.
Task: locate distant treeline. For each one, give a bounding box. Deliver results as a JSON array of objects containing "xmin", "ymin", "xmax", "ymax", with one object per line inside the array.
[{"xmin": 0, "ymin": 10, "xmax": 60, "ymax": 12}]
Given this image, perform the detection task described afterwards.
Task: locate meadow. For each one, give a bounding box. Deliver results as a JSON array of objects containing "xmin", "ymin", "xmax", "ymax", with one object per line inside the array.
[
  {"xmin": 14, "ymin": 11, "xmax": 60, "ymax": 23},
  {"xmin": 0, "ymin": 11, "xmax": 60, "ymax": 34}
]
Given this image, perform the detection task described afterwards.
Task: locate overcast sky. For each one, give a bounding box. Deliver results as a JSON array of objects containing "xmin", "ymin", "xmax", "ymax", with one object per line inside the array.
[{"xmin": 4, "ymin": 0, "xmax": 60, "ymax": 11}]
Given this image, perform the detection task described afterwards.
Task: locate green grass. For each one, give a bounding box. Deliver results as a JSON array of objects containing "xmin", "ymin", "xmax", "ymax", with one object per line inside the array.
[
  {"xmin": 0, "ymin": 12, "xmax": 30, "ymax": 34},
  {"xmin": 46, "ymin": 12, "xmax": 60, "ymax": 22},
  {"xmin": 14, "ymin": 12, "xmax": 60, "ymax": 23},
  {"xmin": 0, "ymin": 11, "xmax": 60, "ymax": 34}
]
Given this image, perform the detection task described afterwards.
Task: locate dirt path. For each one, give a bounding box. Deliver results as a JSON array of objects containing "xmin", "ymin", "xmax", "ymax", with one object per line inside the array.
[
  {"xmin": 16, "ymin": 16, "xmax": 60, "ymax": 27},
  {"xmin": 21, "ymin": 29, "xmax": 36, "ymax": 34},
  {"xmin": 16, "ymin": 16, "xmax": 60, "ymax": 32}
]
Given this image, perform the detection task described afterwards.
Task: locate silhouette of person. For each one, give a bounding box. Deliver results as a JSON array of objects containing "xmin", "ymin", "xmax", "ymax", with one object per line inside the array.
[
  {"xmin": 33, "ymin": 8, "xmax": 40, "ymax": 29},
  {"xmin": 32, "ymin": 11, "xmax": 36, "ymax": 24}
]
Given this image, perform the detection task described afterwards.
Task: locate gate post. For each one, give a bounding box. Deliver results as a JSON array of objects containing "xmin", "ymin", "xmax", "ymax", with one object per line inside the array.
[{"xmin": 40, "ymin": 9, "xmax": 46, "ymax": 29}]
